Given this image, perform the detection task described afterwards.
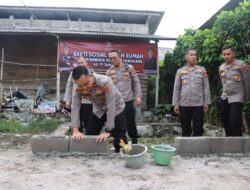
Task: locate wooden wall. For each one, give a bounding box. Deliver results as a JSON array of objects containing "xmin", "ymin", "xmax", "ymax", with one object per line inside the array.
[{"xmin": 0, "ymin": 34, "xmax": 148, "ymax": 109}]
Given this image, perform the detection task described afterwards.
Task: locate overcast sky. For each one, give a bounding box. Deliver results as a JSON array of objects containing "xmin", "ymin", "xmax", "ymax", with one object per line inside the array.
[{"xmin": 0, "ymin": 0, "xmax": 230, "ymax": 48}]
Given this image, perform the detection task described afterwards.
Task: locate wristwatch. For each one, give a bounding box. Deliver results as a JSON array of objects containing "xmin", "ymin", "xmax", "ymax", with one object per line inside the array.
[{"xmin": 105, "ymin": 129, "xmax": 111, "ymax": 133}]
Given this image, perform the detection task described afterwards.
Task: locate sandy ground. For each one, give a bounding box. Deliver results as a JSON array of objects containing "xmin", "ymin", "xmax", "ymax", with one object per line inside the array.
[{"xmin": 0, "ymin": 135, "xmax": 250, "ymax": 190}]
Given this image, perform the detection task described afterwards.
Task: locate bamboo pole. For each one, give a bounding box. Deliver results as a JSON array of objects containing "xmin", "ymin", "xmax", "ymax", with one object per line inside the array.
[
  {"xmin": 56, "ymin": 36, "xmax": 61, "ymax": 110},
  {"xmin": 155, "ymin": 41, "xmax": 159, "ymax": 107},
  {"xmin": 0, "ymin": 48, "xmax": 4, "ymax": 112}
]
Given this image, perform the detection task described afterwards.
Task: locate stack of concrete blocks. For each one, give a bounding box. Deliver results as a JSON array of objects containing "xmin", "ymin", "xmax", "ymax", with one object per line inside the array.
[
  {"xmin": 31, "ymin": 123, "xmax": 109, "ymax": 154},
  {"xmin": 175, "ymin": 137, "xmax": 250, "ymax": 154}
]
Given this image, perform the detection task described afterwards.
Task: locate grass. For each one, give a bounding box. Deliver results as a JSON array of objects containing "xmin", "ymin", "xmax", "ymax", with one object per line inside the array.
[{"xmin": 0, "ymin": 118, "xmax": 60, "ymax": 134}]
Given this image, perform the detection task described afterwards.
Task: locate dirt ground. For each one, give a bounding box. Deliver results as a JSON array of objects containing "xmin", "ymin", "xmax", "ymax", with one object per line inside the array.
[{"xmin": 0, "ymin": 134, "xmax": 250, "ymax": 190}]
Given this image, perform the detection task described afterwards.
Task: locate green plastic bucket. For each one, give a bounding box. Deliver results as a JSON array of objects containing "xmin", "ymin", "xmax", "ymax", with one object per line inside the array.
[
  {"xmin": 151, "ymin": 144, "xmax": 176, "ymax": 166},
  {"xmin": 120, "ymin": 144, "xmax": 148, "ymax": 169}
]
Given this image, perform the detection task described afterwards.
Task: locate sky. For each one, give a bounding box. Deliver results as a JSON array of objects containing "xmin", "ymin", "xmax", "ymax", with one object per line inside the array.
[{"xmin": 0, "ymin": 0, "xmax": 230, "ymax": 48}]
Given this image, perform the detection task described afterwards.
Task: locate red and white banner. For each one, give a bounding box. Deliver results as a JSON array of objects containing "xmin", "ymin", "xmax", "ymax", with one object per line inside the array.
[{"xmin": 57, "ymin": 40, "xmax": 157, "ymax": 74}]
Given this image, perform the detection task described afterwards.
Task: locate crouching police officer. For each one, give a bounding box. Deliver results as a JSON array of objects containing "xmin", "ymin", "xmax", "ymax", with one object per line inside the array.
[{"xmin": 71, "ymin": 65, "xmax": 127, "ymax": 153}]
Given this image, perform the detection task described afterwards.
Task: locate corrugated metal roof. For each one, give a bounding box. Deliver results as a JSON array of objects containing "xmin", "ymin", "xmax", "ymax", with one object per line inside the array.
[
  {"xmin": 0, "ymin": 29, "xmax": 175, "ymax": 40},
  {"xmin": 0, "ymin": 6, "xmax": 164, "ymax": 34},
  {"xmin": 199, "ymin": 0, "xmax": 241, "ymax": 29}
]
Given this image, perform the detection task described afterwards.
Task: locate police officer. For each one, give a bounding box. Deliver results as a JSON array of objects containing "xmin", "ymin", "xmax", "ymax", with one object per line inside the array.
[
  {"xmin": 172, "ymin": 48, "xmax": 210, "ymax": 136},
  {"xmin": 107, "ymin": 49, "xmax": 142, "ymax": 144},
  {"xmin": 59, "ymin": 45, "xmax": 75, "ymax": 69},
  {"xmin": 64, "ymin": 56, "xmax": 92, "ymax": 132},
  {"xmin": 71, "ymin": 65, "xmax": 127, "ymax": 153},
  {"xmin": 144, "ymin": 48, "xmax": 157, "ymax": 74},
  {"xmin": 219, "ymin": 45, "xmax": 248, "ymax": 136}
]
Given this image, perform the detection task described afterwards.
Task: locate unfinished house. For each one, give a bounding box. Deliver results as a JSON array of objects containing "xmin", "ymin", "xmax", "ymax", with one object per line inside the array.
[{"xmin": 0, "ymin": 6, "xmax": 172, "ymax": 112}]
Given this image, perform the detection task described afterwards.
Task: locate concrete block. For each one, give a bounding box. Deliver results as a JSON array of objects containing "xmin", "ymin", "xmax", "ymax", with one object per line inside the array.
[
  {"xmin": 51, "ymin": 136, "xmax": 69, "ymax": 153},
  {"xmin": 69, "ymin": 136, "xmax": 109, "ymax": 153},
  {"xmin": 137, "ymin": 125, "xmax": 154, "ymax": 137},
  {"xmin": 31, "ymin": 135, "xmax": 51, "ymax": 153},
  {"xmin": 210, "ymin": 137, "xmax": 243, "ymax": 153},
  {"xmin": 50, "ymin": 123, "xmax": 70, "ymax": 137},
  {"xmin": 175, "ymin": 137, "xmax": 210, "ymax": 154},
  {"xmin": 243, "ymin": 137, "xmax": 250, "ymax": 153}
]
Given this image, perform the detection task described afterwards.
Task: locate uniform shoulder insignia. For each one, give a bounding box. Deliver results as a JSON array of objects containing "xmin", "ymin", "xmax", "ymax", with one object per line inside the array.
[
  {"xmin": 102, "ymin": 85, "xmax": 109, "ymax": 93},
  {"xmin": 241, "ymin": 63, "xmax": 248, "ymax": 73},
  {"xmin": 203, "ymin": 70, "xmax": 208, "ymax": 77},
  {"xmin": 128, "ymin": 64, "xmax": 136, "ymax": 74},
  {"xmin": 219, "ymin": 63, "xmax": 225, "ymax": 71}
]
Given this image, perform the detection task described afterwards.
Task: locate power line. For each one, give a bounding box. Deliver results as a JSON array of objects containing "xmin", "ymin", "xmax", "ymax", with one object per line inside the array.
[{"xmin": 19, "ymin": 0, "xmax": 60, "ymax": 39}]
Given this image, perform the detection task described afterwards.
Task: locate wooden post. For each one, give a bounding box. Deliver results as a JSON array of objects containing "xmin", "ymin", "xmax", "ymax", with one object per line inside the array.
[
  {"xmin": 56, "ymin": 37, "xmax": 61, "ymax": 110},
  {"xmin": 155, "ymin": 41, "xmax": 159, "ymax": 107},
  {"xmin": 56, "ymin": 72, "xmax": 60, "ymax": 110},
  {"xmin": 0, "ymin": 48, "xmax": 4, "ymax": 112}
]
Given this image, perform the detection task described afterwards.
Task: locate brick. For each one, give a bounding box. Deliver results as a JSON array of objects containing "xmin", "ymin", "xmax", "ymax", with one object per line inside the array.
[
  {"xmin": 243, "ymin": 137, "xmax": 250, "ymax": 153},
  {"xmin": 210, "ymin": 137, "xmax": 243, "ymax": 153},
  {"xmin": 31, "ymin": 135, "xmax": 51, "ymax": 153},
  {"xmin": 51, "ymin": 136, "xmax": 69, "ymax": 153},
  {"xmin": 69, "ymin": 136, "xmax": 109, "ymax": 153},
  {"xmin": 175, "ymin": 137, "xmax": 210, "ymax": 154}
]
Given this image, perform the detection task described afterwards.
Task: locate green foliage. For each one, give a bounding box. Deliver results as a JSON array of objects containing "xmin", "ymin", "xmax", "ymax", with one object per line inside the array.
[
  {"xmin": 159, "ymin": 0, "xmax": 250, "ymax": 125},
  {"xmin": 155, "ymin": 104, "xmax": 172, "ymax": 116},
  {"xmin": 146, "ymin": 76, "xmax": 156, "ymax": 109},
  {"xmin": 159, "ymin": 52, "xmax": 178, "ymax": 104},
  {"xmin": 243, "ymin": 101, "xmax": 250, "ymax": 118},
  {"xmin": 0, "ymin": 120, "xmax": 22, "ymax": 133},
  {"xmin": 21, "ymin": 118, "xmax": 59, "ymax": 133},
  {"xmin": 0, "ymin": 118, "xmax": 60, "ymax": 134},
  {"xmin": 243, "ymin": 100, "xmax": 250, "ymax": 134}
]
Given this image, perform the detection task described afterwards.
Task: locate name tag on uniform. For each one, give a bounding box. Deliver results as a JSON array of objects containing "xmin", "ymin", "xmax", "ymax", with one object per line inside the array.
[
  {"xmin": 181, "ymin": 70, "xmax": 188, "ymax": 75},
  {"xmin": 234, "ymin": 66, "xmax": 239, "ymax": 69},
  {"xmin": 233, "ymin": 75, "xmax": 239, "ymax": 79},
  {"xmin": 182, "ymin": 80, "xmax": 187, "ymax": 84}
]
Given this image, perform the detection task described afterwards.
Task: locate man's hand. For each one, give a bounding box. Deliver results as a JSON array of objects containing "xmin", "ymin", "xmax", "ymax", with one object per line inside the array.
[
  {"xmin": 65, "ymin": 101, "xmax": 71, "ymax": 109},
  {"xmin": 72, "ymin": 128, "xmax": 84, "ymax": 142},
  {"xmin": 135, "ymin": 97, "xmax": 142, "ymax": 107},
  {"xmin": 174, "ymin": 105, "xmax": 179, "ymax": 114},
  {"xmin": 241, "ymin": 63, "xmax": 248, "ymax": 73},
  {"xmin": 95, "ymin": 132, "xmax": 110, "ymax": 142},
  {"xmin": 204, "ymin": 104, "xmax": 209, "ymax": 112}
]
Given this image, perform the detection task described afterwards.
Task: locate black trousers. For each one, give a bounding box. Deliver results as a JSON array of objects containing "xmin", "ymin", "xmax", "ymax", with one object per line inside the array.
[
  {"xmin": 85, "ymin": 110, "xmax": 127, "ymax": 153},
  {"xmin": 79, "ymin": 103, "xmax": 93, "ymax": 133},
  {"xmin": 125, "ymin": 101, "xmax": 138, "ymax": 144},
  {"xmin": 179, "ymin": 106, "xmax": 204, "ymax": 136},
  {"xmin": 221, "ymin": 100, "xmax": 243, "ymax": 136}
]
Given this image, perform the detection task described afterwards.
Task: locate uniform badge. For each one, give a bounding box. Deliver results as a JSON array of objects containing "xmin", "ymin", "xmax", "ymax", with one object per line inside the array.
[
  {"xmin": 203, "ymin": 71, "xmax": 208, "ymax": 77},
  {"xmin": 102, "ymin": 85, "xmax": 109, "ymax": 93},
  {"xmin": 234, "ymin": 66, "xmax": 239, "ymax": 69},
  {"xmin": 233, "ymin": 75, "xmax": 239, "ymax": 79},
  {"xmin": 241, "ymin": 64, "xmax": 248, "ymax": 73},
  {"xmin": 123, "ymin": 75, "xmax": 129, "ymax": 80}
]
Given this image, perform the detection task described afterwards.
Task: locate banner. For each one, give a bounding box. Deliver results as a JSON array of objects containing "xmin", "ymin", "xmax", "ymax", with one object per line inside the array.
[{"xmin": 57, "ymin": 40, "xmax": 157, "ymax": 74}]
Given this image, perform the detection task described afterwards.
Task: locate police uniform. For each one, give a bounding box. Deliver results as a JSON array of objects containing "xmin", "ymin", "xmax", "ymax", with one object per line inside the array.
[
  {"xmin": 144, "ymin": 57, "xmax": 157, "ymax": 71},
  {"xmin": 64, "ymin": 72, "xmax": 92, "ymax": 132},
  {"xmin": 219, "ymin": 60, "xmax": 248, "ymax": 136},
  {"xmin": 172, "ymin": 65, "xmax": 210, "ymax": 136},
  {"xmin": 106, "ymin": 64, "xmax": 142, "ymax": 144},
  {"xmin": 59, "ymin": 54, "xmax": 75, "ymax": 68},
  {"xmin": 71, "ymin": 73, "xmax": 127, "ymax": 152}
]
